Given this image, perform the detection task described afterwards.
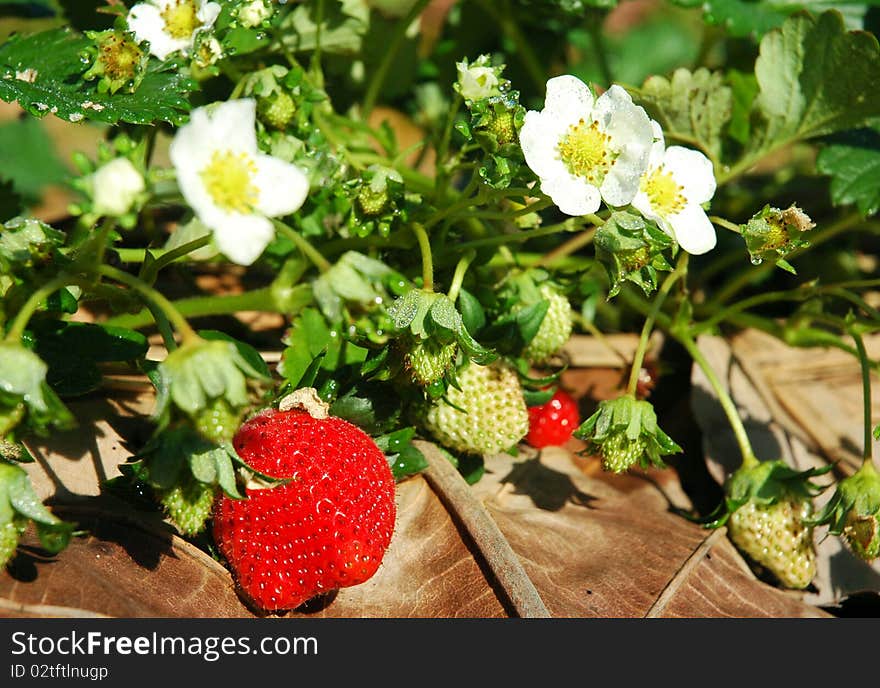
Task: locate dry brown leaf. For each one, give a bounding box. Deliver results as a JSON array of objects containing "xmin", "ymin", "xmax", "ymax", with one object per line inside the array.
[
  {"xmin": 3, "ymin": 360, "xmax": 829, "ymax": 618},
  {"xmin": 691, "ymin": 332, "xmax": 880, "ymax": 607}
]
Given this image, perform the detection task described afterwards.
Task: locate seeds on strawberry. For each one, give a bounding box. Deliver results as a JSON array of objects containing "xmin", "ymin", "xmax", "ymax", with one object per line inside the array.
[
  {"xmin": 419, "ymin": 362, "xmax": 529, "ymax": 455},
  {"xmin": 159, "ymin": 475, "xmax": 216, "ymax": 537},
  {"xmin": 523, "ymin": 284, "xmax": 573, "ymax": 364},
  {"xmin": 728, "ymin": 497, "xmax": 816, "ymax": 589},
  {"xmin": 526, "ymin": 389, "xmax": 580, "ymax": 448},
  {"xmin": 405, "ymin": 339, "xmax": 457, "ymax": 386},
  {"xmin": 213, "ymin": 406, "xmax": 396, "ymax": 612}
]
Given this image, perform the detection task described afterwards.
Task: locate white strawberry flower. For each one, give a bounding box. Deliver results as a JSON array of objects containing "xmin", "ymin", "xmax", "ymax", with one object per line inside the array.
[
  {"xmin": 128, "ymin": 0, "xmax": 221, "ymax": 60},
  {"xmin": 456, "ymin": 56, "xmax": 501, "ymax": 101},
  {"xmin": 519, "ymin": 75, "xmax": 654, "ymax": 216},
  {"xmin": 239, "ymin": 0, "xmax": 272, "ymax": 28},
  {"xmin": 631, "ymin": 122, "xmax": 717, "ymax": 255},
  {"xmin": 170, "ymin": 99, "xmax": 310, "ymax": 265},
  {"xmin": 89, "ymin": 158, "xmax": 145, "ymax": 217}
]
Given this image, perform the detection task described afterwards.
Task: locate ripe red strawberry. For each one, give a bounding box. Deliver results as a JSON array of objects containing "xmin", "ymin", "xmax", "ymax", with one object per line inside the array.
[
  {"xmin": 526, "ymin": 389, "xmax": 580, "ymax": 448},
  {"xmin": 213, "ymin": 400, "xmax": 396, "ymax": 612}
]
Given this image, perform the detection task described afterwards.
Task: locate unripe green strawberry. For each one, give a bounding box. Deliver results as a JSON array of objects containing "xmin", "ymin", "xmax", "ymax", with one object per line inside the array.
[
  {"xmin": 258, "ymin": 91, "xmax": 296, "ymax": 130},
  {"xmin": 406, "ymin": 340, "xmax": 457, "ymax": 386},
  {"xmin": 844, "ymin": 512, "xmax": 880, "ymax": 561},
  {"xmin": 194, "ymin": 398, "xmax": 241, "ymax": 443},
  {"xmin": 357, "ymin": 185, "xmax": 389, "ymax": 216},
  {"xmin": 810, "ymin": 463, "xmax": 880, "ymax": 562},
  {"xmin": 523, "ymin": 285, "xmax": 573, "ymax": 364},
  {"xmin": 0, "ymin": 516, "xmax": 26, "ymax": 568},
  {"xmin": 420, "ymin": 362, "xmax": 528, "ymax": 455},
  {"xmin": 159, "ymin": 475, "xmax": 215, "ymax": 537},
  {"xmin": 728, "ymin": 497, "xmax": 816, "ymax": 589},
  {"xmin": 599, "ymin": 432, "xmax": 648, "ymax": 473}
]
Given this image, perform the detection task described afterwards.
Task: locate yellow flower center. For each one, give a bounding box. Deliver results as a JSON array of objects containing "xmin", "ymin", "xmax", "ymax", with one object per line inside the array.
[
  {"xmin": 641, "ymin": 166, "xmax": 686, "ymax": 217},
  {"xmin": 557, "ymin": 118, "xmax": 615, "ymax": 184},
  {"xmin": 200, "ymin": 150, "xmax": 259, "ymax": 213},
  {"xmin": 161, "ymin": 0, "xmax": 202, "ymax": 40}
]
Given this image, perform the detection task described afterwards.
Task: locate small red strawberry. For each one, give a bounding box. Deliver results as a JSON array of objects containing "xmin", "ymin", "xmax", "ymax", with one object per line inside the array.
[
  {"xmin": 526, "ymin": 389, "xmax": 580, "ymax": 448},
  {"xmin": 213, "ymin": 391, "xmax": 396, "ymax": 612}
]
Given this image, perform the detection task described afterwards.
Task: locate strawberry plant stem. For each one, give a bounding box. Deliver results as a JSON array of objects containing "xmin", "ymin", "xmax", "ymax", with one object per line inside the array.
[
  {"xmin": 411, "ymin": 223, "xmax": 434, "ymax": 292},
  {"xmin": 850, "ymin": 325, "xmax": 876, "ymax": 466},
  {"xmin": 4, "ymin": 274, "xmax": 83, "ymax": 343},
  {"xmin": 98, "ymin": 265, "xmax": 200, "ymax": 346},
  {"xmin": 104, "ymin": 287, "xmax": 291, "ymax": 331},
  {"xmin": 272, "ymin": 220, "xmax": 332, "ymax": 273},
  {"xmin": 447, "ymin": 250, "xmax": 475, "ymax": 303},
  {"xmin": 674, "ymin": 329, "xmax": 759, "ymax": 469},
  {"xmin": 138, "ymin": 235, "xmax": 213, "ymax": 284},
  {"xmin": 627, "ymin": 253, "xmax": 688, "ymax": 396},
  {"xmin": 361, "ymin": 0, "xmax": 431, "ymax": 118},
  {"xmin": 709, "ymin": 215, "xmax": 741, "ymax": 234}
]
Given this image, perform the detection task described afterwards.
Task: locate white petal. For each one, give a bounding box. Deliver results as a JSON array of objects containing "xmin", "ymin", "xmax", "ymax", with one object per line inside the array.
[
  {"xmin": 519, "ymin": 110, "xmax": 568, "ymax": 181},
  {"xmin": 211, "ymin": 213, "xmax": 275, "ymax": 265},
  {"xmin": 664, "ymin": 146, "xmax": 716, "ymax": 204},
  {"xmin": 202, "ymin": 99, "xmax": 259, "ymax": 155},
  {"xmin": 592, "ymin": 86, "xmax": 654, "ymax": 206},
  {"xmin": 92, "ymin": 158, "xmax": 145, "ymax": 216},
  {"xmin": 176, "ymin": 167, "xmax": 217, "ymax": 223},
  {"xmin": 647, "ymin": 119, "xmax": 666, "ymax": 168},
  {"xmin": 197, "ymin": 1, "xmax": 222, "ymax": 29},
  {"xmin": 253, "ymin": 155, "xmax": 310, "ymax": 217},
  {"xmin": 541, "ymin": 173, "xmax": 601, "ymax": 217},
  {"xmin": 631, "ymin": 189, "xmax": 661, "ymax": 226},
  {"xmin": 667, "ymin": 204, "xmax": 716, "ymax": 255},
  {"xmin": 543, "ymin": 75, "xmax": 594, "ymax": 124},
  {"xmin": 128, "ymin": 4, "xmax": 184, "ymax": 60}
]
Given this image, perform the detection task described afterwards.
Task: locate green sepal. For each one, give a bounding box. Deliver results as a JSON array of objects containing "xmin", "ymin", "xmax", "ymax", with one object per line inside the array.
[
  {"xmin": 0, "ymin": 341, "xmax": 75, "ymax": 435},
  {"xmin": 809, "ymin": 465, "xmax": 880, "ymax": 536},
  {"xmin": 707, "ymin": 459, "xmax": 832, "ymax": 528},
  {"xmin": 574, "ymin": 396, "xmax": 682, "ymax": 473},
  {"xmin": 154, "ymin": 338, "xmax": 269, "ymax": 421},
  {"xmin": 375, "ymin": 427, "xmax": 428, "ymax": 481},
  {"xmin": 0, "ymin": 461, "xmax": 73, "ymax": 556},
  {"xmin": 594, "ymin": 211, "xmax": 674, "ymax": 298}
]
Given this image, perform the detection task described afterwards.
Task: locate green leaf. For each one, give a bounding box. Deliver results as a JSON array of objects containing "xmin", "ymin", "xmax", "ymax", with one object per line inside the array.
[
  {"xmin": 199, "ymin": 330, "xmax": 270, "ymax": 379},
  {"xmin": 673, "ymin": 1, "xmax": 877, "ymax": 38},
  {"xmin": 751, "ymin": 11, "xmax": 880, "ymax": 152},
  {"xmin": 0, "ymin": 178, "xmax": 22, "ymax": 222},
  {"xmin": 0, "ymin": 116, "xmax": 69, "ymax": 204},
  {"xmin": 388, "ymin": 443, "xmax": 428, "ymax": 480},
  {"xmin": 458, "ymin": 288, "xmax": 486, "ymax": 335},
  {"xmin": 279, "ymin": 0, "xmax": 370, "ymax": 56},
  {"xmin": 727, "ymin": 69, "xmax": 759, "ymax": 145},
  {"xmin": 515, "ymin": 300, "xmax": 550, "ymax": 346},
  {"xmin": 816, "ymin": 127, "xmax": 880, "ymax": 217},
  {"xmin": 638, "ymin": 67, "xmax": 731, "ymax": 162},
  {"xmin": 0, "ymin": 28, "xmax": 195, "ymax": 125}
]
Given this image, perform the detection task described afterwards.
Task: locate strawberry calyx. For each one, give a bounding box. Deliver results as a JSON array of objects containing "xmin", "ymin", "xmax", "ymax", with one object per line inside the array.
[
  {"xmin": 809, "ymin": 462, "xmax": 880, "ymax": 561},
  {"xmin": 574, "ymin": 395, "xmax": 680, "ymax": 473},
  {"xmin": 707, "ymin": 459, "xmax": 832, "ymax": 529}
]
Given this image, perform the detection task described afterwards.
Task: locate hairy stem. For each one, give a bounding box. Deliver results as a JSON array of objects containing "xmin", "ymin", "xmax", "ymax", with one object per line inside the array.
[
  {"xmin": 272, "ymin": 219, "xmax": 332, "ymax": 273},
  {"xmin": 850, "ymin": 326, "xmax": 876, "ymax": 466},
  {"xmin": 411, "ymin": 223, "xmax": 434, "ymax": 292},
  {"xmin": 447, "ymin": 250, "xmax": 476, "ymax": 303},
  {"xmin": 627, "ymin": 254, "xmax": 688, "ymax": 396},
  {"xmin": 675, "ymin": 329, "xmax": 759, "ymax": 469},
  {"xmin": 361, "ymin": 0, "xmax": 431, "ymax": 117},
  {"xmin": 98, "ymin": 265, "xmax": 199, "ymax": 346}
]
